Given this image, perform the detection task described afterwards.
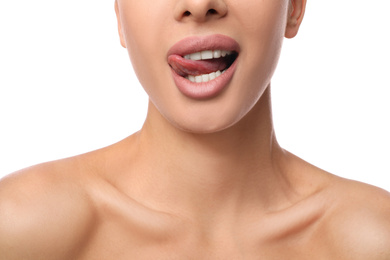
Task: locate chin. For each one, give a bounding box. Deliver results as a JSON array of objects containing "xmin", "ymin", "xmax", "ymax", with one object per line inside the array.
[
  {"xmin": 175, "ymin": 123, "xmax": 234, "ymax": 135},
  {"xmin": 166, "ymin": 108, "xmax": 243, "ymax": 135},
  {"xmin": 177, "ymin": 123, "xmax": 230, "ymax": 135}
]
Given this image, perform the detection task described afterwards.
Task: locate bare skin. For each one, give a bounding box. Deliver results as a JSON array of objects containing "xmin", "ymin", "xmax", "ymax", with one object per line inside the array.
[
  {"xmin": 1, "ymin": 0, "xmax": 390, "ymax": 259},
  {"xmin": 1, "ymin": 89, "xmax": 390, "ymax": 259}
]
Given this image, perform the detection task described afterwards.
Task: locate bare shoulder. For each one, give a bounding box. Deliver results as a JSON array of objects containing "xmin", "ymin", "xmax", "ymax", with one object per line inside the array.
[
  {"xmin": 320, "ymin": 176, "xmax": 390, "ymax": 259},
  {"xmin": 0, "ymin": 158, "xmax": 97, "ymax": 260}
]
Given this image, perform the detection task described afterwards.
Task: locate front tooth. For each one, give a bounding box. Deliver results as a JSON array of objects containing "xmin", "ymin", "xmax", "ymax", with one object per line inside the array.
[
  {"xmin": 188, "ymin": 75, "xmax": 195, "ymax": 82},
  {"xmin": 189, "ymin": 52, "xmax": 202, "ymax": 61},
  {"xmin": 202, "ymin": 74, "xmax": 210, "ymax": 82},
  {"xmin": 201, "ymin": 50, "xmax": 213, "ymax": 60},
  {"xmin": 195, "ymin": 75, "xmax": 203, "ymax": 83},
  {"xmin": 213, "ymin": 50, "xmax": 222, "ymax": 59},
  {"xmin": 187, "ymin": 69, "xmax": 227, "ymax": 83},
  {"xmin": 186, "ymin": 50, "xmax": 232, "ymax": 60}
]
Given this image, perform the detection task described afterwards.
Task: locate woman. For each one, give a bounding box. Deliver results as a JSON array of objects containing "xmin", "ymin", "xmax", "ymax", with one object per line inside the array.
[{"xmin": 1, "ymin": 0, "xmax": 390, "ymax": 259}]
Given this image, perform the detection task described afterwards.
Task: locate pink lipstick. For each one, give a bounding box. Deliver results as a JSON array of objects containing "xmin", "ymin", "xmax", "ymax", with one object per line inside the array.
[{"xmin": 167, "ymin": 34, "xmax": 240, "ymax": 100}]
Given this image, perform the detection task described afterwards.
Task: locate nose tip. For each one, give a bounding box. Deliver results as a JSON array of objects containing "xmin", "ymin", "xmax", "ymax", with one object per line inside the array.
[{"xmin": 174, "ymin": 0, "xmax": 228, "ymax": 22}]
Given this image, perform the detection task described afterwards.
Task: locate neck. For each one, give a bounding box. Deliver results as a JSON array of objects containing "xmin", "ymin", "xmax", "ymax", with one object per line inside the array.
[{"xmin": 122, "ymin": 87, "xmax": 299, "ymax": 219}]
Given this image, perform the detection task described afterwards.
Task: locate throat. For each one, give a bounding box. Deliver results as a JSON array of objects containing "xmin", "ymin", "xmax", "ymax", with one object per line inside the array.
[{"xmin": 124, "ymin": 87, "xmax": 295, "ymax": 219}]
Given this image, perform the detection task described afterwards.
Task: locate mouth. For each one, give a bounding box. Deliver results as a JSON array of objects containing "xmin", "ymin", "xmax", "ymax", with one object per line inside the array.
[
  {"xmin": 168, "ymin": 50, "xmax": 238, "ymax": 83},
  {"xmin": 167, "ymin": 34, "xmax": 240, "ymax": 99}
]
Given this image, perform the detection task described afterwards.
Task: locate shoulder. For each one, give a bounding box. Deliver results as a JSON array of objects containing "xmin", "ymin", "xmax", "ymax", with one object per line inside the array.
[
  {"xmin": 321, "ymin": 177, "xmax": 390, "ymax": 259},
  {"xmin": 0, "ymin": 158, "xmax": 97, "ymax": 259}
]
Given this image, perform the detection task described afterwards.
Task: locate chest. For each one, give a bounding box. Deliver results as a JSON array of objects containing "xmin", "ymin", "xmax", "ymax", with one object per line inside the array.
[{"xmin": 77, "ymin": 223, "xmax": 332, "ymax": 260}]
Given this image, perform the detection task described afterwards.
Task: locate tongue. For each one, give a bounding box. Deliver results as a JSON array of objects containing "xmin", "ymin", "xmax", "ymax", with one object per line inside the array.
[{"xmin": 168, "ymin": 55, "xmax": 228, "ymax": 77}]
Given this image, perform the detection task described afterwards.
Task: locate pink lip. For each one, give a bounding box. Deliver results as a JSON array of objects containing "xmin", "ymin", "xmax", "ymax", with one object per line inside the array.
[
  {"xmin": 167, "ymin": 34, "xmax": 240, "ymax": 100},
  {"xmin": 168, "ymin": 34, "xmax": 240, "ymax": 57}
]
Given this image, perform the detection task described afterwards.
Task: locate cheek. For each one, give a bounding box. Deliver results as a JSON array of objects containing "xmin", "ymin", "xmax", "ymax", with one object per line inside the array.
[
  {"xmin": 235, "ymin": 0, "xmax": 287, "ymax": 86},
  {"xmin": 119, "ymin": 2, "xmax": 172, "ymax": 95},
  {"xmin": 221, "ymin": 1, "xmax": 288, "ymax": 125},
  {"xmin": 232, "ymin": 0, "xmax": 288, "ymax": 54}
]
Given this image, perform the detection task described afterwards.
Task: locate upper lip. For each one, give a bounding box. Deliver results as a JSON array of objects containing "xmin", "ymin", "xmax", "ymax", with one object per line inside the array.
[{"xmin": 167, "ymin": 34, "xmax": 240, "ymax": 57}]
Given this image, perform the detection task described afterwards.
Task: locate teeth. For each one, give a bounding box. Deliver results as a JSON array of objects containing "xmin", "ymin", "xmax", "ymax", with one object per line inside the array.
[
  {"xmin": 189, "ymin": 52, "xmax": 201, "ymax": 60},
  {"xmin": 201, "ymin": 50, "xmax": 213, "ymax": 60},
  {"xmin": 195, "ymin": 75, "xmax": 203, "ymax": 83},
  {"xmin": 188, "ymin": 75, "xmax": 195, "ymax": 82},
  {"xmin": 202, "ymin": 74, "xmax": 209, "ymax": 82},
  {"xmin": 186, "ymin": 70, "xmax": 225, "ymax": 83},
  {"xmin": 213, "ymin": 50, "xmax": 221, "ymax": 58},
  {"xmin": 184, "ymin": 50, "xmax": 232, "ymax": 61}
]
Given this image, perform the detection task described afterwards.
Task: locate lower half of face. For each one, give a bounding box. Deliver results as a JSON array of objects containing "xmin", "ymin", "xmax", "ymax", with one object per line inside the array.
[{"xmin": 118, "ymin": 0, "xmax": 289, "ymax": 134}]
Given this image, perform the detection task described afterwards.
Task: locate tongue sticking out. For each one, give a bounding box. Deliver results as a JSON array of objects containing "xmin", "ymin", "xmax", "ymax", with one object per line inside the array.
[{"xmin": 168, "ymin": 54, "xmax": 235, "ymax": 77}]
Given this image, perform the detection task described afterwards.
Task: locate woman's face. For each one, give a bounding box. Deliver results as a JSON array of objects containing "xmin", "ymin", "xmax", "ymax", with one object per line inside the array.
[{"xmin": 115, "ymin": 0, "xmax": 302, "ymax": 133}]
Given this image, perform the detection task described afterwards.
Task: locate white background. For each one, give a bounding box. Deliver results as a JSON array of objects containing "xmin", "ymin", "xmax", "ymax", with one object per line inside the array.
[{"xmin": 1, "ymin": 0, "xmax": 389, "ymax": 191}]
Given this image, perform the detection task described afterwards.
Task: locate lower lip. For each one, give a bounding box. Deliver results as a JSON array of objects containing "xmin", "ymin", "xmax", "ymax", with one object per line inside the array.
[{"xmin": 170, "ymin": 58, "xmax": 238, "ymax": 100}]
